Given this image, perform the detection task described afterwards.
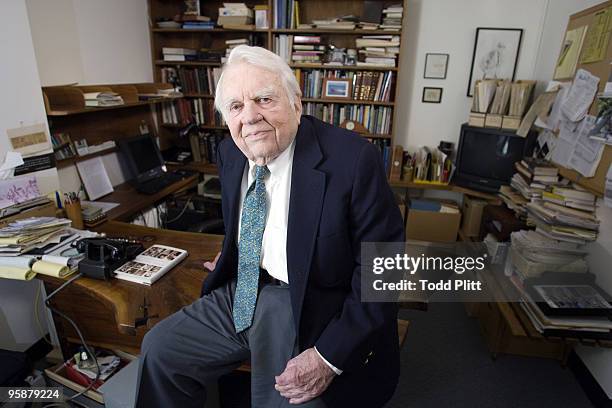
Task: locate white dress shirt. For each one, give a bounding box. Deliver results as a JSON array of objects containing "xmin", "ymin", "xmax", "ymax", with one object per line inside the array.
[{"xmin": 236, "ymin": 139, "xmax": 342, "ymax": 375}]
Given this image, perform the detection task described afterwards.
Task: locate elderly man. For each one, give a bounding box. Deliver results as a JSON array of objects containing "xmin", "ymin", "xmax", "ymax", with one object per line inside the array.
[{"xmin": 136, "ymin": 45, "xmax": 404, "ymax": 408}]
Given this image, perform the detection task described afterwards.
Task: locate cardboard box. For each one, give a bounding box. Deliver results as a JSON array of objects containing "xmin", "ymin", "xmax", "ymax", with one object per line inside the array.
[
  {"xmin": 460, "ymin": 196, "xmax": 488, "ymax": 237},
  {"xmin": 468, "ymin": 112, "xmax": 486, "ymax": 127},
  {"xmin": 405, "ymin": 200, "xmax": 461, "ymax": 242}
]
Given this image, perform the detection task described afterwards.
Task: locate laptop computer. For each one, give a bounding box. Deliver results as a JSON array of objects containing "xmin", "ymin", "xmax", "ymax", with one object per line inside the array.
[{"xmin": 119, "ymin": 134, "xmax": 183, "ymax": 195}]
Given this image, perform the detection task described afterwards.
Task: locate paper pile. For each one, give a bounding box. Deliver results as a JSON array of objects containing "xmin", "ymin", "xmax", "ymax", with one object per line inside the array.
[
  {"xmin": 84, "ymin": 92, "xmax": 124, "ymax": 107},
  {"xmin": 0, "ymin": 217, "xmax": 72, "ymax": 256}
]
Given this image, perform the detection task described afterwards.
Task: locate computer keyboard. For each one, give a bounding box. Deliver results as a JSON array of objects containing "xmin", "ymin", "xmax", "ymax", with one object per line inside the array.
[{"xmin": 135, "ymin": 172, "xmax": 184, "ymax": 195}]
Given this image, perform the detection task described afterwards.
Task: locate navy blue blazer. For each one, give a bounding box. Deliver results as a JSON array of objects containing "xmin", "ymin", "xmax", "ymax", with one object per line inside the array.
[{"xmin": 201, "ymin": 115, "xmax": 405, "ymax": 407}]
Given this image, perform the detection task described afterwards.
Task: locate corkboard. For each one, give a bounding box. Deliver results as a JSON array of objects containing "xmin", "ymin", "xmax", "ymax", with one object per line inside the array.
[{"xmin": 554, "ymin": 0, "xmax": 612, "ymax": 197}]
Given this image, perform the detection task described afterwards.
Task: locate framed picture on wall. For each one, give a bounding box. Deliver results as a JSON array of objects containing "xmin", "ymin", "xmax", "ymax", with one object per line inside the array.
[
  {"xmin": 424, "ymin": 53, "xmax": 449, "ymax": 79},
  {"xmin": 422, "ymin": 87, "xmax": 443, "ymax": 103},
  {"xmin": 467, "ymin": 27, "xmax": 523, "ymax": 97}
]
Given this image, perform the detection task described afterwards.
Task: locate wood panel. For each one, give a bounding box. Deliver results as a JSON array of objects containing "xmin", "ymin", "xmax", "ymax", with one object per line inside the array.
[
  {"xmin": 40, "ymin": 221, "xmax": 224, "ymax": 353},
  {"xmin": 554, "ymin": 0, "xmax": 612, "ymax": 196}
]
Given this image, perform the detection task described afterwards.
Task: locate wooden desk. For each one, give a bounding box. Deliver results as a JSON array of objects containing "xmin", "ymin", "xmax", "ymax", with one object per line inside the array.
[
  {"xmin": 97, "ymin": 174, "xmax": 198, "ymax": 222},
  {"xmin": 389, "ymin": 179, "xmax": 502, "ymax": 205},
  {"xmin": 40, "ymin": 221, "xmax": 222, "ymax": 355}
]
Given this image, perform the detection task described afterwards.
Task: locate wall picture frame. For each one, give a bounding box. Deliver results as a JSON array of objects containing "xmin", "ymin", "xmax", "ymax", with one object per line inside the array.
[
  {"xmin": 422, "ymin": 87, "xmax": 443, "ymax": 103},
  {"xmin": 467, "ymin": 27, "xmax": 523, "ymax": 97},
  {"xmin": 424, "ymin": 53, "xmax": 449, "ymax": 79},
  {"xmin": 323, "ymin": 78, "xmax": 352, "ymax": 99}
]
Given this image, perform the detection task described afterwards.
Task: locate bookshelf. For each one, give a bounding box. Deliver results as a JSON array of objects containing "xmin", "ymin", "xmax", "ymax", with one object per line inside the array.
[
  {"xmin": 42, "ymin": 83, "xmax": 177, "ymax": 168},
  {"xmin": 148, "ymin": 0, "xmax": 407, "ymax": 170}
]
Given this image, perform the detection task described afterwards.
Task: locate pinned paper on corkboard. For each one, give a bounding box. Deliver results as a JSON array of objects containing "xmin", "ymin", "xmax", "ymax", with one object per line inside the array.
[{"xmin": 7, "ymin": 123, "xmax": 52, "ymax": 158}]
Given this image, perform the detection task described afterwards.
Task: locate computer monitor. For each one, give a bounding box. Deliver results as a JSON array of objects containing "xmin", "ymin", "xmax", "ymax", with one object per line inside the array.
[{"xmin": 119, "ymin": 134, "xmax": 167, "ymax": 183}]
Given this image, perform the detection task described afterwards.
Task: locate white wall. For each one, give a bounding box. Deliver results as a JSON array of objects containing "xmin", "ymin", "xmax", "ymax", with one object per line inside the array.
[
  {"xmin": 396, "ymin": 0, "xmax": 550, "ymax": 152},
  {"xmin": 26, "ymin": 0, "xmax": 154, "ymax": 193},
  {"xmin": 0, "ymin": 0, "xmax": 53, "ymax": 352},
  {"xmin": 72, "ymin": 0, "xmax": 153, "ymax": 85},
  {"xmin": 25, "ymin": 0, "xmax": 84, "ymax": 86}
]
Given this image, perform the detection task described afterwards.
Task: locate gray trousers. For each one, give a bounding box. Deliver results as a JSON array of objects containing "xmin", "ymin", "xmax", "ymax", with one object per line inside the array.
[{"xmin": 135, "ymin": 280, "xmax": 326, "ymax": 408}]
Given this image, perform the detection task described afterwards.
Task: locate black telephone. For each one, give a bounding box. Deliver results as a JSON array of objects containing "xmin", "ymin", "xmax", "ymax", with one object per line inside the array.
[{"xmin": 74, "ymin": 237, "xmax": 144, "ymax": 280}]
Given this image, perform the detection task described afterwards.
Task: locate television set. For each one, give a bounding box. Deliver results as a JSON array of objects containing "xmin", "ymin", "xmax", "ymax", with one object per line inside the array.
[{"xmin": 453, "ymin": 124, "xmax": 535, "ymax": 193}]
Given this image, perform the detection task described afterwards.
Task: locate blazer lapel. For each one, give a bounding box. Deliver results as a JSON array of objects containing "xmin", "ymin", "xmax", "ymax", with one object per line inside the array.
[
  {"xmin": 222, "ymin": 142, "xmax": 246, "ymax": 245},
  {"xmin": 287, "ymin": 119, "xmax": 325, "ymax": 332}
]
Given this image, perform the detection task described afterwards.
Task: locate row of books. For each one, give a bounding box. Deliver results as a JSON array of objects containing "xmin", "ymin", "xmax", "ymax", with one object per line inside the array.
[
  {"xmin": 295, "ymin": 69, "xmax": 394, "ymax": 102},
  {"xmin": 223, "ymin": 38, "xmax": 251, "ymax": 63},
  {"xmin": 189, "ymin": 132, "xmax": 225, "ymax": 164},
  {"xmin": 369, "ymin": 138, "xmax": 392, "ymax": 175},
  {"xmin": 51, "ymin": 133, "xmax": 77, "ymax": 161},
  {"xmin": 302, "ymin": 103, "xmax": 393, "ymax": 135},
  {"xmin": 274, "ymin": 0, "xmax": 300, "ymax": 29},
  {"xmin": 173, "ymin": 67, "xmax": 221, "ymax": 96},
  {"xmin": 190, "ymin": 98, "xmax": 224, "ymax": 127}
]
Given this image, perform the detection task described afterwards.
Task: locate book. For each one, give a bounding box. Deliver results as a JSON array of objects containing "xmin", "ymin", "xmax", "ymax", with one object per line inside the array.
[{"xmin": 114, "ymin": 244, "xmax": 188, "ymax": 285}]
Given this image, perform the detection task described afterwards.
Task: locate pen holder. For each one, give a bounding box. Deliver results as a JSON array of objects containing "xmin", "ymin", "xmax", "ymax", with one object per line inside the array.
[{"xmin": 64, "ymin": 201, "xmax": 84, "ymax": 229}]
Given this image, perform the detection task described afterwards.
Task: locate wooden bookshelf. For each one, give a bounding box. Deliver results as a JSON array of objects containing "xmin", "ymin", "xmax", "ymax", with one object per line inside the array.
[{"xmin": 148, "ymin": 0, "xmax": 407, "ymax": 169}]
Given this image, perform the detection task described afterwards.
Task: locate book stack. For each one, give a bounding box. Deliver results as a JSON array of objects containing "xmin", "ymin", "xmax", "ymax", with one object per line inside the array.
[
  {"xmin": 51, "ymin": 133, "xmax": 77, "ymax": 161},
  {"xmin": 181, "ymin": 15, "xmax": 214, "ymax": 30},
  {"xmin": 292, "ymin": 35, "xmax": 323, "ymax": 63},
  {"xmin": 223, "ymin": 38, "xmax": 250, "ymax": 63},
  {"xmin": 218, "ymin": 3, "xmax": 253, "ymax": 28},
  {"xmin": 302, "ymin": 103, "xmax": 392, "ymax": 135},
  {"xmin": 162, "ymin": 47, "xmax": 197, "ymax": 62},
  {"xmin": 510, "ymin": 158, "xmax": 560, "ymax": 201},
  {"xmin": 355, "ymin": 36, "xmax": 400, "ymax": 67},
  {"xmin": 380, "ymin": 4, "xmax": 403, "ymax": 31},
  {"xmin": 176, "ymin": 67, "xmax": 221, "ymax": 95},
  {"xmin": 311, "ymin": 17, "xmax": 356, "ymax": 30},
  {"xmin": 498, "ymin": 185, "xmax": 529, "ymax": 220},
  {"xmin": 83, "ymin": 92, "xmax": 124, "ymax": 107},
  {"xmin": 81, "ymin": 203, "xmax": 106, "ymax": 228}
]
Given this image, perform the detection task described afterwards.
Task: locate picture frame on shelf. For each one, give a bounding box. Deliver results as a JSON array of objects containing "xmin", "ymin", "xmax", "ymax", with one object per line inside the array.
[
  {"xmin": 323, "ymin": 78, "xmax": 352, "ymax": 99},
  {"xmin": 467, "ymin": 27, "xmax": 523, "ymax": 97},
  {"xmin": 422, "ymin": 87, "xmax": 443, "ymax": 103},
  {"xmin": 424, "ymin": 53, "xmax": 449, "ymax": 79}
]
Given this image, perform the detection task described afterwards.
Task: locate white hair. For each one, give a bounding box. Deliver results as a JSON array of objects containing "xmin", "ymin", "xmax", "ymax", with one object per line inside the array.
[{"xmin": 214, "ymin": 45, "xmax": 302, "ymax": 121}]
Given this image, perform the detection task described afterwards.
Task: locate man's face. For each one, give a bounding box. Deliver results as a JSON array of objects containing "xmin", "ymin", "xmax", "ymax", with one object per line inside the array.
[{"xmin": 221, "ymin": 63, "xmax": 302, "ymax": 165}]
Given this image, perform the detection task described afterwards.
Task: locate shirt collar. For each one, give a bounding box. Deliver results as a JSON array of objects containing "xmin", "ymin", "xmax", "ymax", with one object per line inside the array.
[{"xmin": 247, "ymin": 137, "xmax": 296, "ymax": 180}]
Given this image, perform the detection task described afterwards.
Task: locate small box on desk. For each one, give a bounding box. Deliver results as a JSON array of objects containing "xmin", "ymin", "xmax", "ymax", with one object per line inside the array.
[{"xmin": 406, "ymin": 199, "xmax": 461, "ymax": 243}]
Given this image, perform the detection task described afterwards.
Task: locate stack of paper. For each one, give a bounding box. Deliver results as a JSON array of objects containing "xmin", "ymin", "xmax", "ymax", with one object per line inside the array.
[
  {"xmin": 0, "ymin": 217, "xmax": 72, "ymax": 256},
  {"xmin": 380, "ymin": 4, "xmax": 403, "ymax": 31},
  {"xmin": 84, "ymin": 92, "xmax": 124, "ymax": 107},
  {"xmin": 509, "ymin": 230, "xmax": 588, "ymax": 280},
  {"xmin": 525, "ymin": 200, "xmax": 599, "ymax": 244}
]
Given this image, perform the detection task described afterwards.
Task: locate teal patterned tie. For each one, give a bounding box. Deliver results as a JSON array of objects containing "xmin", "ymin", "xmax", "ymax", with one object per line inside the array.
[{"xmin": 233, "ymin": 165, "xmax": 269, "ymax": 333}]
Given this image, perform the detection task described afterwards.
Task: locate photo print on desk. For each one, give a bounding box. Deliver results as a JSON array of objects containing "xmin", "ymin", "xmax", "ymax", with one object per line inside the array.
[{"xmin": 467, "ymin": 28, "xmax": 523, "ymax": 97}]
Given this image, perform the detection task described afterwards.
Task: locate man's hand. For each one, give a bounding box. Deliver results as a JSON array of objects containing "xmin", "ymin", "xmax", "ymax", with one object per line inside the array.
[
  {"xmin": 275, "ymin": 348, "xmax": 335, "ymax": 404},
  {"xmin": 203, "ymin": 251, "xmax": 221, "ymax": 272}
]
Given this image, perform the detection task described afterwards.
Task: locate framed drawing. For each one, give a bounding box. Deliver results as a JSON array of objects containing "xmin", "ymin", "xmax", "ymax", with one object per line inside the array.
[
  {"xmin": 424, "ymin": 53, "xmax": 449, "ymax": 79},
  {"xmin": 467, "ymin": 28, "xmax": 523, "ymax": 97},
  {"xmin": 323, "ymin": 78, "xmax": 352, "ymax": 99},
  {"xmin": 422, "ymin": 87, "xmax": 443, "ymax": 103}
]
